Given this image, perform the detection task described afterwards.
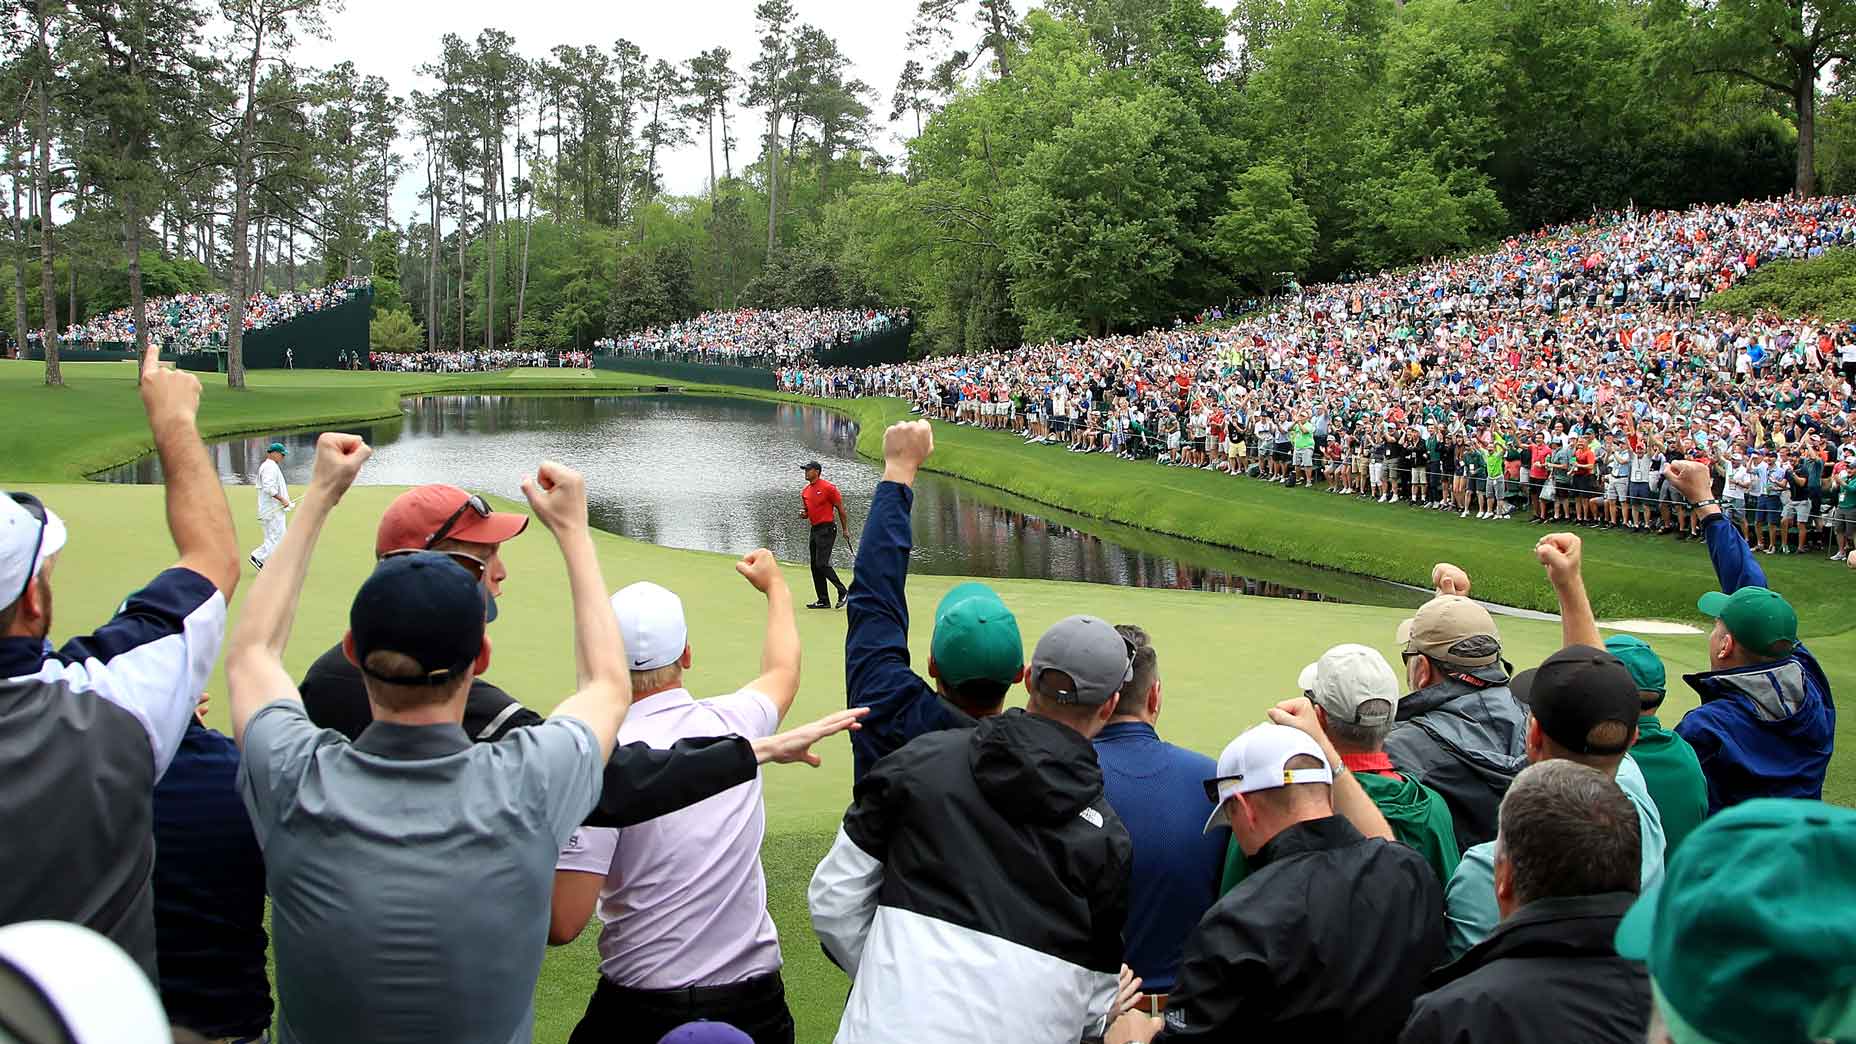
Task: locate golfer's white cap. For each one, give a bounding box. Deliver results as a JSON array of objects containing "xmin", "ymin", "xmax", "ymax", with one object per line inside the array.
[
  {"xmin": 0, "ymin": 492, "xmax": 66, "ymax": 607},
  {"xmin": 0, "ymin": 921, "xmax": 168, "ymax": 1044},
  {"xmin": 1203, "ymin": 723, "xmax": 1333, "ymax": 834},
  {"xmin": 1298, "ymin": 644, "xmax": 1400, "ymax": 728},
  {"xmin": 610, "ymin": 581, "xmax": 688, "ymax": 672}
]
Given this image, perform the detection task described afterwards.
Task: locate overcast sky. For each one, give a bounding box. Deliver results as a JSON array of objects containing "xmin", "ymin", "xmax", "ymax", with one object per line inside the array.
[{"xmin": 292, "ymin": 0, "xmax": 924, "ymax": 226}]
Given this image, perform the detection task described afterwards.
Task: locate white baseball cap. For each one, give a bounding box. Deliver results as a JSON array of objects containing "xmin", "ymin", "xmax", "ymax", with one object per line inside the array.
[
  {"xmin": 0, "ymin": 921, "xmax": 168, "ymax": 1044},
  {"xmin": 1202, "ymin": 723, "xmax": 1334, "ymax": 834},
  {"xmin": 0, "ymin": 492, "xmax": 66, "ymax": 607},
  {"xmin": 1297, "ymin": 644, "xmax": 1400, "ymax": 728},
  {"xmin": 609, "ymin": 581, "xmax": 688, "ymax": 672}
]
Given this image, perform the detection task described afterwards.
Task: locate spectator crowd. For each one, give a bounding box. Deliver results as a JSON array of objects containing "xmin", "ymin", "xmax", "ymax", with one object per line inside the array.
[
  {"xmin": 60, "ymin": 278, "xmax": 371, "ymax": 352},
  {"xmin": 369, "ymin": 348, "xmax": 592, "ymax": 373},
  {"xmin": 0, "ymin": 209, "xmax": 1850, "ymax": 1044},
  {"xmin": 598, "ymin": 307, "xmax": 907, "ymax": 368},
  {"xmin": 781, "ymin": 197, "xmax": 1856, "ymax": 561}
]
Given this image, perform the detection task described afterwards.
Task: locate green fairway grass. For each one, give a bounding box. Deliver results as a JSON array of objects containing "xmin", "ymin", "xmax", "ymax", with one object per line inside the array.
[{"xmin": 6, "ymin": 360, "xmax": 1852, "ymax": 1040}]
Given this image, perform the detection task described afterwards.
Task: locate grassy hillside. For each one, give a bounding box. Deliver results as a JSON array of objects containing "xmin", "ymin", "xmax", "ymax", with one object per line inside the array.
[{"xmin": 1705, "ymin": 246, "xmax": 1856, "ymax": 320}]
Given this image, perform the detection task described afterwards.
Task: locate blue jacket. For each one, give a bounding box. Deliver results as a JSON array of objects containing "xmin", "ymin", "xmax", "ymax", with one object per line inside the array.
[
  {"xmin": 1676, "ymin": 514, "xmax": 1836, "ymax": 812},
  {"xmin": 1094, "ymin": 721, "xmax": 1226, "ymax": 993},
  {"xmin": 845, "ymin": 481, "xmax": 973, "ymax": 781}
]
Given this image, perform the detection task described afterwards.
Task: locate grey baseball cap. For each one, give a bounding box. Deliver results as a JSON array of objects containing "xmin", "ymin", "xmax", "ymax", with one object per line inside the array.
[{"xmin": 1029, "ymin": 615, "xmax": 1133, "ymax": 705}]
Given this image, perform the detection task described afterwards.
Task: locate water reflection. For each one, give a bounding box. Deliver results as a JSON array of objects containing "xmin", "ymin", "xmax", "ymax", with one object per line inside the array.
[{"xmin": 94, "ymin": 395, "xmax": 1415, "ymax": 607}]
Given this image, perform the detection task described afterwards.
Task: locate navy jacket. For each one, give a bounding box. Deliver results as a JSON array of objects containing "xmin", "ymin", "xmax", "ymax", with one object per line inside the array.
[
  {"xmin": 1676, "ymin": 514, "xmax": 1836, "ymax": 811},
  {"xmin": 1094, "ymin": 721, "xmax": 1226, "ymax": 993},
  {"xmin": 845, "ymin": 481, "xmax": 974, "ymax": 780},
  {"xmin": 152, "ymin": 719, "xmax": 272, "ymax": 1039}
]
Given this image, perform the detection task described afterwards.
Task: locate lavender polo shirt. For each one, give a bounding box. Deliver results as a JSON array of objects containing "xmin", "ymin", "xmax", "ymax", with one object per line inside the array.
[{"xmin": 557, "ymin": 686, "xmax": 782, "ymax": 989}]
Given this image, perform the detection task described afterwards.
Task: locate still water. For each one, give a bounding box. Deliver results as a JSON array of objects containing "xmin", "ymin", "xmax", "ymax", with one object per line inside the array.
[{"xmin": 94, "ymin": 394, "xmax": 1419, "ymax": 608}]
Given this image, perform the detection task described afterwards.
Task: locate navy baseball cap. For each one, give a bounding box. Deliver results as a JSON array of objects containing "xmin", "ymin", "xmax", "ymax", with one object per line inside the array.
[{"xmin": 349, "ymin": 552, "xmax": 485, "ymax": 685}]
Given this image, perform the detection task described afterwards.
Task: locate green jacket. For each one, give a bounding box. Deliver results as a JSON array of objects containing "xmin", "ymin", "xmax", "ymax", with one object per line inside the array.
[
  {"xmin": 1633, "ymin": 714, "xmax": 1709, "ymax": 856},
  {"xmin": 1220, "ymin": 763, "xmax": 1461, "ymax": 894}
]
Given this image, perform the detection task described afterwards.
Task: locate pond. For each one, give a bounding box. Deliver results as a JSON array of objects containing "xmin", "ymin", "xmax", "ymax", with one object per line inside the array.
[{"xmin": 93, "ymin": 394, "xmax": 1422, "ymax": 608}]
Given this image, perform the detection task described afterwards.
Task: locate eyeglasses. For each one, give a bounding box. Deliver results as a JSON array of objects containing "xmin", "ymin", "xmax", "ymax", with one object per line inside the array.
[
  {"xmin": 1202, "ymin": 773, "xmax": 1243, "ymax": 804},
  {"xmin": 426, "ymin": 494, "xmax": 491, "ymax": 549},
  {"xmin": 384, "ymin": 547, "xmax": 487, "ymax": 582},
  {"xmin": 9, "ymin": 492, "xmax": 47, "ymax": 609}
]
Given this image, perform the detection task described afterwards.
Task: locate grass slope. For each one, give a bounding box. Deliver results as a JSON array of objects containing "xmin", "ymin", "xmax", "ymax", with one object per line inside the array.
[{"xmin": 1704, "ymin": 246, "xmax": 1856, "ymax": 321}]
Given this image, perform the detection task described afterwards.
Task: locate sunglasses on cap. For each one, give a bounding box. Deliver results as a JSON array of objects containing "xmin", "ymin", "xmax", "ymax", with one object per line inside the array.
[
  {"xmin": 383, "ymin": 547, "xmax": 488, "ymax": 583},
  {"xmin": 1201, "ymin": 773, "xmax": 1245, "ymax": 805},
  {"xmin": 9, "ymin": 492, "xmax": 46, "ymax": 607},
  {"xmin": 426, "ymin": 494, "xmax": 492, "ymax": 549}
]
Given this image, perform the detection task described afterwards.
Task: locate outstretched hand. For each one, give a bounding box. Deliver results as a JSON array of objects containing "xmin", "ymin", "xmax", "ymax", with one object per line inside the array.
[
  {"xmin": 1432, "ymin": 562, "xmax": 1471, "ymax": 597},
  {"xmin": 308, "ymin": 433, "xmax": 371, "ymax": 503},
  {"xmin": 750, "ymin": 707, "xmax": 869, "ymax": 767},
  {"xmin": 1663, "ymin": 460, "xmax": 1712, "ymax": 504},
  {"xmin": 882, "ymin": 420, "xmax": 934, "ymax": 486},
  {"xmin": 137, "ymin": 336, "xmax": 202, "ymax": 431}
]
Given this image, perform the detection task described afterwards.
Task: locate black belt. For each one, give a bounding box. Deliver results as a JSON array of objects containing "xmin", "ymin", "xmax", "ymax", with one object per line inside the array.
[{"xmin": 597, "ymin": 969, "xmax": 785, "ymax": 1006}]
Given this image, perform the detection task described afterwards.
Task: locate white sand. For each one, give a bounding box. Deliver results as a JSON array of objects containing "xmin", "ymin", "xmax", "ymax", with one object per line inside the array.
[{"xmin": 1598, "ymin": 619, "xmax": 1705, "ymax": 636}]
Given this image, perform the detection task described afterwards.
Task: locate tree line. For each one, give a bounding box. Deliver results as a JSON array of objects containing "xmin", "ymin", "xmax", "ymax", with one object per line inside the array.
[{"xmin": 5, "ymin": 0, "xmax": 1852, "ymax": 382}]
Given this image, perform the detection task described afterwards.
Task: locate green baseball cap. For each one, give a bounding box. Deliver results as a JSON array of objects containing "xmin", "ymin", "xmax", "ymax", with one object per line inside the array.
[
  {"xmin": 1603, "ymin": 635, "xmax": 1665, "ymax": 696},
  {"xmin": 1696, "ymin": 586, "xmax": 1797, "ymax": 657},
  {"xmin": 268, "ymin": 442, "xmax": 288, "ymax": 455},
  {"xmin": 1615, "ymin": 799, "xmax": 1856, "ymax": 1044},
  {"xmin": 929, "ymin": 582, "xmax": 1024, "ymax": 688}
]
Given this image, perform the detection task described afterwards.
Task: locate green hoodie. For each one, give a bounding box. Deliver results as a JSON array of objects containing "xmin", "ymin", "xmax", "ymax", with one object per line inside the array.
[
  {"xmin": 1633, "ymin": 714, "xmax": 1709, "ymax": 856},
  {"xmin": 1220, "ymin": 762, "xmax": 1461, "ymax": 893}
]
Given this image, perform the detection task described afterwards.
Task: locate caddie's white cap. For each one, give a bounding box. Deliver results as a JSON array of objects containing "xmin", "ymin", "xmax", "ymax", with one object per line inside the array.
[
  {"xmin": 0, "ymin": 921, "xmax": 168, "ymax": 1044},
  {"xmin": 1298, "ymin": 644, "xmax": 1400, "ymax": 728},
  {"xmin": 1202, "ymin": 722, "xmax": 1333, "ymax": 834},
  {"xmin": 0, "ymin": 492, "xmax": 66, "ymax": 608},
  {"xmin": 609, "ymin": 581, "xmax": 688, "ymax": 672}
]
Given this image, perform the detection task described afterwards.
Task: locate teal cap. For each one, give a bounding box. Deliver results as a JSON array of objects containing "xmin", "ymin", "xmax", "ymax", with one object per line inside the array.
[
  {"xmin": 1615, "ymin": 799, "xmax": 1856, "ymax": 1044},
  {"xmin": 929, "ymin": 582, "xmax": 1024, "ymax": 688},
  {"xmin": 268, "ymin": 442, "xmax": 287, "ymax": 455},
  {"xmin": 1603, "ymin": 635, "xmax": 1665, "ymax": 696},
  {"xmin": 1697, "ymin": 586, "xmax": 1798, "ymax": 657}
]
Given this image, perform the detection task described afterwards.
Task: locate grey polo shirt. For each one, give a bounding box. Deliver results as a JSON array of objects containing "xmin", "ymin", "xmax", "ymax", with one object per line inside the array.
[{"xmin": 238, "ymin": 699, "xmax": 602, "ymax": 1044}]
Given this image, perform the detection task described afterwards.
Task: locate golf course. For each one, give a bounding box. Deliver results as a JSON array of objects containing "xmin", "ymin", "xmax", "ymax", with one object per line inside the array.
[{"xmin": 7, "ymin": 358, "xmax": 1852, "ymax": 1042}]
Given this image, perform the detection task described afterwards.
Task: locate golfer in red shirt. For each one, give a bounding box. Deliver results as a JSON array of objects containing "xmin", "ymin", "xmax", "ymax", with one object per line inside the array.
[{"xmin": 800, "ymin": 461, "xmax": 853, "ymax": 609}]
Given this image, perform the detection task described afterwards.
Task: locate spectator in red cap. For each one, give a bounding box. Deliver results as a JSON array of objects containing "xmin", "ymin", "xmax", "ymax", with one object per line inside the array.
[{"xmin": 300, "ymin": 484, "xmax": 533, "ymax": 742}]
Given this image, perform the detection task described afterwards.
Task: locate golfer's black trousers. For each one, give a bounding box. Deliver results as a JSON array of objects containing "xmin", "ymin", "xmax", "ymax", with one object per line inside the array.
[
  {"xmin": 568, "ymin": 970, "xmax": 795, "ymax": 1044},
  {"xmin": 809, "ymin": 522, "xmax": 846, "ymax": 603}
]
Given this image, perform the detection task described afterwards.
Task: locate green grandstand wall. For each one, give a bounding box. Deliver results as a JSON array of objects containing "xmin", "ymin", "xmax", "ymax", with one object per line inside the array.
[
  {"xmin": 28, "ymin": 286, "xmax": 373, "ymax": 370},
  {"xmin": 593, "ymin": 356, "xmax": 780, "ymax": 389}
]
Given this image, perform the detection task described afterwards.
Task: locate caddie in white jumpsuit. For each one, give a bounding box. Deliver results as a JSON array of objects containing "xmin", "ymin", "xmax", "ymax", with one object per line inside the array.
[{"xmin": 249, "ymin": 441, "xmax": 292, "ymax": 569}]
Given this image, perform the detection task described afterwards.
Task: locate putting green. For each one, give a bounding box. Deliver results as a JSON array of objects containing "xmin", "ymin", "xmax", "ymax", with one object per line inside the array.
[{"xmin": 7, "ymin": 358, "xmax": 1851, "ymax": 1042}]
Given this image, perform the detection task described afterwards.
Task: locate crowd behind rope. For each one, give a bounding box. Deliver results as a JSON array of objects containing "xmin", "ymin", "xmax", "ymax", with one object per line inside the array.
[
  {"xmin": 58, "ymin": 277, "xmax": 371, "ymax": 351},
  {"xmin": 782, "ymin": 197, "xmax": 1856, "ymax": 561},
  {"xmin": 0, "ymin": 229, "xmax": 1849, "ymax": 1044},
  {"xmin": 596, "ymin": 306, "xmax": 908, "ymax": 367},
  {"xmin": 368, "ymin": 348, "xmax": 592, "ymax": 372}
]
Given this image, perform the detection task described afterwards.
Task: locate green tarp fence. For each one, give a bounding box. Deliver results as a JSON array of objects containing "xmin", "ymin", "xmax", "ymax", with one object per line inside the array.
[
  {"xmin": 28, "ymin": 287, "xmax": 373, "ymax": 370},
  {"xmin": 815, "ymin": 319, "xmax": 915, "ymax": 367},
  {"xmin": 593, "ymin": 356, "xmax": 780, "ymax": 389}
]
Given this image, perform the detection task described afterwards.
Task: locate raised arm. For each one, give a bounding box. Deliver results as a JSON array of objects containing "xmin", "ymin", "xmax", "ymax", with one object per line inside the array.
[
  {"xmin": 1666, "ymin": 459, "xmax": 1767, "ymax": 593},
  {"xmin": 1536, "ymin": 532, "xmax": 1602, "ymax": 649},
  {"xmin": 140, "ymin": 343, "xmax": 239, "ymax": 600},
  {"xmin": 227, "ymin": 433, "xmax": 371, "ymax": 746},
  {"xmin": 736, "ymin": 548, "xmax": 800, "ymax": 721},
  {"xmin": 531, "ymin": 462, "xmax": 631, "ymax": 764}
]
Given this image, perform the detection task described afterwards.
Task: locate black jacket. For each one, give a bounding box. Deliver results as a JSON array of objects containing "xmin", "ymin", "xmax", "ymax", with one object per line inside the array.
[
  {"xmin": 810, "ymin": 709, "xmax": 1132, "ymax": 1044},
  {"xmin": 299, "ymin": 641, "xmax": 757, "ymax": 829},
  {"xmin": 1157, "ymin": 816, "xmax": 1444, "ymax": 1043},
  {"xmin": 1400, "ymin": 893, "xmax": 1650, "ymax": 1044},
  {"xmin": 1384, "ymin": 675, "xmax": 1527, "ymax": 852}
]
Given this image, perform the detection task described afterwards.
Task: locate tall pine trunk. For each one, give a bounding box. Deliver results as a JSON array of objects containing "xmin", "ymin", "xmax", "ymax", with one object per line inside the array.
[
  {"xmin": 35, "ymin": 0, "xmax": 59, "ymax": 387},
  {"xmin": 764, "ymin": 110, "xmax": 779, "ymax": 254},
  {"xmin": 10, "ymin": 165, "xmax": 27, "ymax": 360},
  {"xmin": 225, "ymin": 24, "xmax": 264, "ymax": 389},
  {"xmin": 1796, "ymin": 70, "xmax": 1817, "ymax": 197}
]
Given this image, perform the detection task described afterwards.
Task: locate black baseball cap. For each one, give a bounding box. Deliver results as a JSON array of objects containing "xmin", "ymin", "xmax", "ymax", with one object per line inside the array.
[
  {"xmin": 1512, "ymin": 644, "xmax": 1639, "ymax": 756},
  {"xmin": 349, "ymin": 552, "xmax": 485, "ymax": 685},
  {"xmin": 800, "ymin": 460, "xmax": 822, "ymax": 472}
]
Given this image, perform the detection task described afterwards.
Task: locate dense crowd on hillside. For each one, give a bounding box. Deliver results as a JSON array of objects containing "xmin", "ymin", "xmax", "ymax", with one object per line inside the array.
[
  {"xmin": 59, "ymin": 277, "xmax": 371, "ymax": 351},
  {"xmin": 596, "ymin": 307, "xmax": 907, "ymax": 367},
  {"xmin": 368, "ymin": 348, "xmax": 592, "ymax": 372},
  {"xmin": 781, "ymin": 197, "xmax": 1856, "ymax": 561},
  {"xmin": 1, "ymin": 368, "xmax": 1846, "ymax": 1044}
]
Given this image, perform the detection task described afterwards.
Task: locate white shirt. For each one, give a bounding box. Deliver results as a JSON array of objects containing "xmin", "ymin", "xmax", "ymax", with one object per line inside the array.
[
  {"xmin": 556, "ymin": 686, "xmax": 782, "ymax": 990},
  {"xmin": 256, "ymin": 458, "xmax": 287, "ymax": 521}
]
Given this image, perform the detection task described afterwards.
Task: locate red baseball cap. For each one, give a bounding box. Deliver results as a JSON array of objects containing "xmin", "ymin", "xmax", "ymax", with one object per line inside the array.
[{"xmin": 374, "ymin": 484, "xmax": 529, "ymax": 556}]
